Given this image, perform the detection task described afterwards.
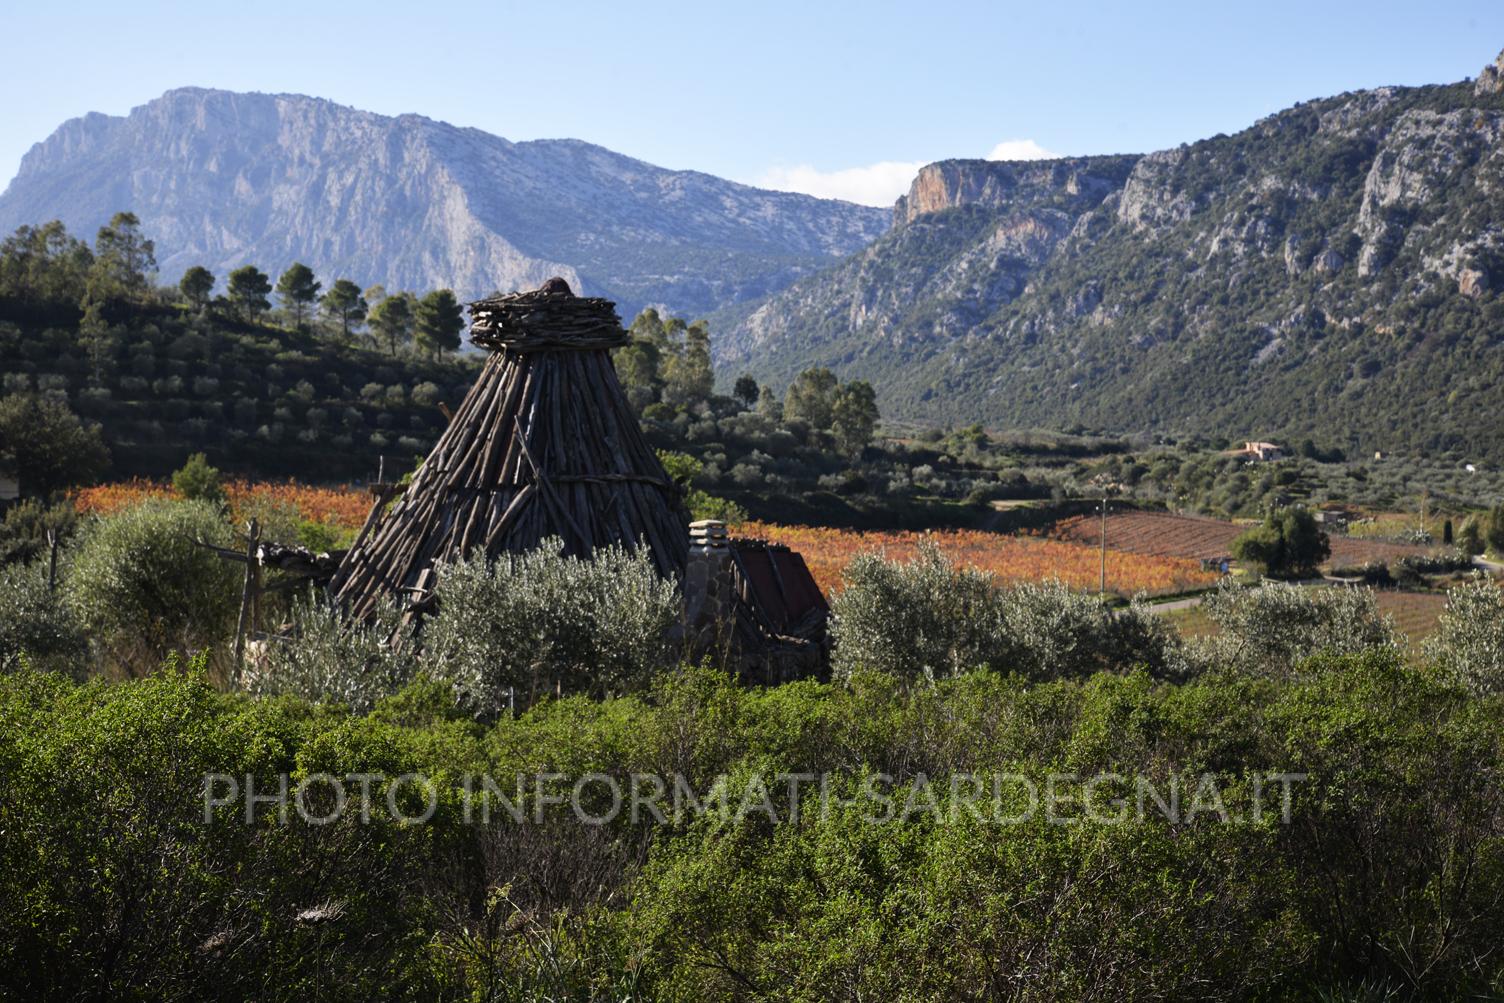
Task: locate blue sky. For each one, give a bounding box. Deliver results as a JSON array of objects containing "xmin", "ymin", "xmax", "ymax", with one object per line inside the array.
[{"xmin": 3, "ymin": 1, "xmax": 1503, "ymax": 205}]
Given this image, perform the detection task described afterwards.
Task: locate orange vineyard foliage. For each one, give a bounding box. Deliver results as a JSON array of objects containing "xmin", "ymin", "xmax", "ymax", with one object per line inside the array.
[
  {"xmin": 735, "ymin": 521, "xmax": 1219, "ymax": 597},
  {"xmin": 73, "ymin": 480, "xmax": 371, "ymax": 531},
  {"xmin": 68, "ymin": 486, "xmax": 1217, "ymax": 596}
]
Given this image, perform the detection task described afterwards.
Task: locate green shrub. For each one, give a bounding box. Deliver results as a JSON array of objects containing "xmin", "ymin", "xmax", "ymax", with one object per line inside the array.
[
  {"xmin": 832, "ymin": 544, "xmax": 1184, "ymax": 683},
  {"xmin": 65, "ymin": 499, "xmax": 241, "ymax": 673},
  {"xmin": 423, "ymin": 539, "xmax": 681, "ymax": 712},
  {"xmin": 0, "ymin": 660, "xmax": 461, "ymax": 999},
  {"xmin": 1425, "ymin": 575, "xmax": 1504, "ymax": 696},
  {"xmin": 0, "ymin": 560, "xmax": 86, "ymax": 674},
  {"xmin": 1199, "ymin": 581, "xmax": 1398, "ymax": 678},
  {"xmin": 171, "ymin": 450, "xmax": 224, "ymax": 504},
  {"xmin": 3, "ymin": 654, "xmax": 1504, "ymax": 997},
  {"xmin": 657, "ymin": 449, "xmax": 749, "ymax": 522},
  {"xmin": 994, "ymin": 579, "xmax": 1185, "ymax": 681},
  {"xmin": 831, "ymin": 541, "xmax": 1000, "ymax": 682},
  {"xmin": 245, "ymin": 594, "xmax": 418, "ymax": 711}
]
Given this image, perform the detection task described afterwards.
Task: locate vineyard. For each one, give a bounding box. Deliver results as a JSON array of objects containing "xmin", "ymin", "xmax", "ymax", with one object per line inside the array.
[
  {"xmin": 65, "ymin": 482, "xmax": 1222, "ymax": 598},
  {"xmin": 72, "ymin": 479, "xmax": 372, "ymax": 532},
  {"xmin": 1050, "ymin": 510, "xmax": 1433, "ymax": 568},
  {"xmin": 737, "ymin": 521, "xmax": 1219, "ymax": 597}
]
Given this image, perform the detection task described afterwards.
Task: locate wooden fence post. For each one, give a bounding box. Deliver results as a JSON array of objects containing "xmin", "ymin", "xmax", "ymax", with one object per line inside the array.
[{"xmin": 233, "ymin": 519, "xmax": 260, "ymax": 683}]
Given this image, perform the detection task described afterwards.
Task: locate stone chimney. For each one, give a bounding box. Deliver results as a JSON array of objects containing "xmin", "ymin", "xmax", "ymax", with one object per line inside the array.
[{"xmin": 683, "ymin": 520, "xmax": 738, "ymax": 654}]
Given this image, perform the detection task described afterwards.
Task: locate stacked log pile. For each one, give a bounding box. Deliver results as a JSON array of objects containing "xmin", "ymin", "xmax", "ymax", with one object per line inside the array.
[{"xmin": 330, "ymin": 278, "xmax": 689, "ymax": 622}]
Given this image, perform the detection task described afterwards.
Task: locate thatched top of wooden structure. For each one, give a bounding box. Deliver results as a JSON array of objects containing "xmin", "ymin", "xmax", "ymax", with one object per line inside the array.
[
  {"xmin": 330, "ymin": 278, "xmax": 689, "ymax": 622},
  {"xmin": 469, "ymin": 278, "xmax": 627, "ymax": 352}
]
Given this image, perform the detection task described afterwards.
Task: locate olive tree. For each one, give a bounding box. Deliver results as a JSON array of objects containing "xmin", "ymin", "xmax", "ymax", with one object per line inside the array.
[
  {"xmin": 832, "ymin": 542, "xmax": 1183, "ymax": 683},
  {"xmin": 1198, "ymin": 580, "xmax": 1398, "ymax": 678},
  {"xmin": 1425, "ymin": 575, "xmax": 1504, "ymax": 696},
  {"xmin": 244, "ymin": 593, "xmax": 418, "ymax": 711},
  {"xmin": 66, "ymin": 499, "xmax": 240, "ymax": 673},
  {"xmin": 422, "ymin": 540, "xmax": 681, "ymax": 713}
]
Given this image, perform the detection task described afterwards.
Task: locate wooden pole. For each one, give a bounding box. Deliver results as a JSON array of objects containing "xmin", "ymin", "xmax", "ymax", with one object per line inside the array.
[
  {"xmin": 1099, "ymin": 493, "xmax": 1108, "ymax": 596},
  {"xmin": 233, "ymin": 519, "xmax": 260, "ymax": 682},
  {"xmin": 46, "ymin": 529, "xmax": 58, "ymax": 593}
]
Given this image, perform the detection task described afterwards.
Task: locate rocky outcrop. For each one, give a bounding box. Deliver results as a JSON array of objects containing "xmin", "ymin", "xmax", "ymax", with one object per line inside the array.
[
  {"xmin": 1476, "ymin": 47, "xmax": 1504, "ymax": 96},
  {"xmin": 1117, "ymin": 149, "xmax": 1199, "ymax": 233},
  {"xmin": 1356, "ymin": 107, "xmax": 1504, "ymax": 276},
  {"xmin": 0, "ymin": 88, "xmax": 889, "ymax": 317}
]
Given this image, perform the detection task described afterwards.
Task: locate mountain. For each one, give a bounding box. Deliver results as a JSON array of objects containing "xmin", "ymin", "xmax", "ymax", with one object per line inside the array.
[
  {"xmin": 720, "ymin": 49, "xmax": 1504, "ymax": 462},
  {"xmin": 0, "ymin": 88, "xmax": 888, "ymax": 317}
]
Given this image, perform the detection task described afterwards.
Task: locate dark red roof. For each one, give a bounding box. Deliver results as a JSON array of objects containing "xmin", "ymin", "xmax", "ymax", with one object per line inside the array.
[{"xmin": 729, "ymin": 539, "xmax": 828, "ymax": 634}]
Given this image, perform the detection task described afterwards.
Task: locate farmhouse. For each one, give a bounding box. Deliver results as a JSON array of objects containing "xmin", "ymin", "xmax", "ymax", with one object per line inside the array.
[{"xmin": 1229, "ymin": 440, "xmax": 1285, "ymax": 462}]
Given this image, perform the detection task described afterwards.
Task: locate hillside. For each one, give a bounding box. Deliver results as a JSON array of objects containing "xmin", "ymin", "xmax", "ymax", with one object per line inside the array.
[
  {"xmin": 0, "ymin": 305, "xmax": 477, "ymax": 482},
  {"xmin": 0, "ymin": 88, "xmax": 888, "ymax": 318},
  {"xmin": 720, "ymin": 50, "xmax": 1504, "ymax": 463}
]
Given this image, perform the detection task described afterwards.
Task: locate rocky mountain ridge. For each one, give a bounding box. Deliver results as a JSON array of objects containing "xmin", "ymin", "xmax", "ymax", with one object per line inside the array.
[
  {"xmin": 0, "ymin": 88, "xmax": 889, "ymax": 317},
  {"xmin": 718, "ymin": 48, "xmax": 1504, "ymax": 462}
]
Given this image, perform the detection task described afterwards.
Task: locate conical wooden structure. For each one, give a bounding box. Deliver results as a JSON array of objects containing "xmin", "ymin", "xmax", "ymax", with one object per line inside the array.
[{"xmin": 330, "ymin": 278, "xmax": 689, "ymax": 622}]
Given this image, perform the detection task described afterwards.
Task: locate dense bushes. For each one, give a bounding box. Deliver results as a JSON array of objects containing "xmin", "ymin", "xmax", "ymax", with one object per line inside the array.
[
  {"xmin": 1426, "ymin": 574, "xmax": 1504, "ymax": 695},
  {"xmin": 8, "ymin": 497, "xmax": 1504, "ymax": 998},
  {"xmin": 3, "ymin": 657, "xmax": 1502, "ymax": 999},
  {"xmin": 65, "ymin": 498, "xmax": 240, "ymax": 674},
  {"xmin": 423, "ymin": 540, "xmax": 682, "ymax": 711},
  {"xmin": 831, "ymin": 541, "xmax": 1181, "ymax": 682},
  {"xmin": 1198, "ymin": 580, "xmax": 1399, "ymax": 678},
  {"xmin": 0, "ymin": 661, "xmax": 461, "ymax": 1000},
  {"xmin": 244, "ymin": 594, "xmax": 418, "ymax": 711},
  {"xmin": 0, "ymin": 560, "xmax": 85, "ymax": 674}
]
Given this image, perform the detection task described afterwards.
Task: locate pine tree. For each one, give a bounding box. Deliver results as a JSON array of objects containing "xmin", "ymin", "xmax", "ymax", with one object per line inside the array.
[
  {"xmin": 179, "ymin": 266, "xmax": 214, "ymax": 311},
  {"xmin": 275, "ymin": 263, "xmax": 322, "ymax": 330},
  {"xmin": 414, "ymin": 289, "xmax": 466, "ymax": 358},
  {"xmin": 831, "ymin": 380, "xmax": 880, "ymax": 455},
  {"xmin": 784, "ymin": 367, "xmax": 839, "ymax": 429},
  {"xmin": 227, "ymin": 265, "xmax": 272, "ymax": 322},
  {"xmin": 320, "ymin": 279, "xmax": 367, "ymax": 341},
  {"xmin": 663, "ymin": 321, "xmax": 714, "ymax": 406},
  {"xmin": 369, "ymin": 292, "xmax": 415, "ymax": 355},
  {"xmin": 91, "ymin": 212, "xmax": 156, "ymax": 300},
  {"xmin": 733, "ymin": 374, "xmax": 760, "ymax": 410}
]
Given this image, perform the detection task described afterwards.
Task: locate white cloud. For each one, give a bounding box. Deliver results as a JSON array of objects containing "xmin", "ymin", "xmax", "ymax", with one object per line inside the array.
[
  {"xmin": 753, "ymin": 138, "xmax": 1058, "ymax": 207},
  {"xmin": 753, "ymin": 160, "xmax": 928, "ymax": 207},
  {"xmin": 984, "ymin": 138, "xmax": 1056, "ymax": 161}
]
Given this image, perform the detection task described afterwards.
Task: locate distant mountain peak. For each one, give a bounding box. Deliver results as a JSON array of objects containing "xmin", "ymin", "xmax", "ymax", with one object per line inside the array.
[{"xmin": 0, "ymin": 87, "xmax": 889, "ymax": 317}]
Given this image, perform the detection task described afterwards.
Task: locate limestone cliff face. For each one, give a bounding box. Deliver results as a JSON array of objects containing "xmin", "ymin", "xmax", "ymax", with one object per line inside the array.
[
  {"xmin": 717, "ymin": 47, "xmax": 1504, "ymax": 462},
  {"xmin": 0, "ymin": 88, "xmax": 889, "ymax": 316},
  {"xmin": 895, "ymin": 158, "xmax": 1136, "ymax": 226}
]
